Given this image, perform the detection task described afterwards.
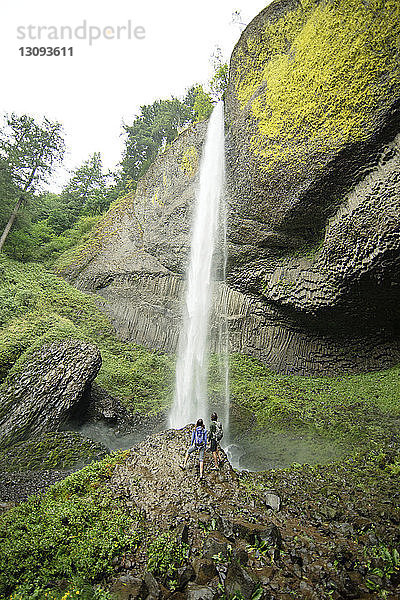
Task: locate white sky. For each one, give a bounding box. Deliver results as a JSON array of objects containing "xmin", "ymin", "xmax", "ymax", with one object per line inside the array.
[{"xmin": 0, "ymin": 0, "xmax": 270, "ymax": 189}]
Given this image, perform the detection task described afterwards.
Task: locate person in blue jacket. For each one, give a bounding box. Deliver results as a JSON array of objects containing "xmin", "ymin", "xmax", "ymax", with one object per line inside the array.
[{"xmin": 180, "ymin": 418, "xmax": 207, "ymax": 480}]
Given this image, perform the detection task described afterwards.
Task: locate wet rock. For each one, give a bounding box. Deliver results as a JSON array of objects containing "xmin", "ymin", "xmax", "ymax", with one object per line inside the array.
[
  {"xmin": 143, "ymin": 572, "xmax": 161, "ymax": 599},
  {"xmin": 202, "ymin": 531, "xmax": 231, "ymax": 560},
  {"xmin": 225, "ymin": 561, "xmax": 259, "ymax": 600},
  {"xmin": 193, "ymin": 558, "xmax": 218, "ymax": 585},
  {"xmin": 177, "ymin": 564, "xmax": 196, "ymax": 589},
  {"xmin": 175, "ymin": 522, "xmax": 190, "ymax": 545},
  {"xmin": 186, "ymin": 583, "xmax": 215, "ymax": 600},
  {"xmin": 110, "ymin": 574, "xmax": 144, "ymax": 599},
  {"xmin": 256, "ymin": 524, "xmax": 282, "ymax": 551},
  {"xmin": 85, "ymin": 383, "xmax": 167, "ymax": 435},
  {"xmin": 232, "ymin": 547, "xmax": 249, "ymax": 566}
]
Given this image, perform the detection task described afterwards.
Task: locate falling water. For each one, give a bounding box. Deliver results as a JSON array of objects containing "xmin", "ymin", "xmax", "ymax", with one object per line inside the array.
[{"xmin": 169, "ymin": 102, "xmax": 227, "ymax": 429}]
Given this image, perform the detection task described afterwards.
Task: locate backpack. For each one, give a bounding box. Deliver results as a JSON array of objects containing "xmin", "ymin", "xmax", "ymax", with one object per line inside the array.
[
  {"xmin": 195, "ymin": 426, "xmax": 206, "ymax": 446},
  {"xmin": 215, "ymin": 421, "xmax": 223, "ymax": 442}
]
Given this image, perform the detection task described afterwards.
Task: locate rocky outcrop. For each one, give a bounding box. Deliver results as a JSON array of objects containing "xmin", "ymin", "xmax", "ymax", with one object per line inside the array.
[
  {"xmin": 0, "ymin": 340, "xmax": 102, "ymax": 448},
  {"xmin": 104, "ymin": 427, "xmax": 400, "ymax": 599},
  {"xmin": 224, "ymin": 0, "xmax": 400, "ymax": 370},
  {"xmin": 56, "ymin": 122, "xmax": 207, "ymax": 355},
  {"xmin": 57, "ymin": 0, "xmax": 400, "ymax": 375}
]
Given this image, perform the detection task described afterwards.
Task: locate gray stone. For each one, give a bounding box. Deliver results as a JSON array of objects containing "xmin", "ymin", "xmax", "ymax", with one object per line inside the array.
[
  {"xmin": 263, "ymin": 493, "xmax": 281, "ymax": 512},
  {"xmin": 0, "ymin": 341, "xmax": 102, "ymax": 449},
  {"xmin": 55, "ymin": 0, "xmax": 400, "ymax": 377},
  {"xmin": 110, "ymin": 574, "xmax": 144, "ymax": 599},
  {"xmin": 193, "ymin": 558, "xmax": 218, "ymax": 585},
  {"xmin": 177, "ymin": 563, "xmax": 195, "ymax": 588},
  {"xmin": 186, "ymin": 583, "xmax": 215, "ymax": 600},
  {"xmin": 225, "ymin": 561, "xmax": 259, "ymax": 600},
  {"xmin": 202, "ymin": 531, "xmax": 231, "ymax": 560},
  {"xmin": 143, "ymin": 572, "xmax": 161, "ymax": 599}
]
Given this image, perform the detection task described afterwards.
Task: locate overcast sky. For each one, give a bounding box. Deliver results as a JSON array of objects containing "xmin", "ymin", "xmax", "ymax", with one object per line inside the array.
[{"xmin": 0, "ymin": 0, "xmax": 270, "ymax": 189}]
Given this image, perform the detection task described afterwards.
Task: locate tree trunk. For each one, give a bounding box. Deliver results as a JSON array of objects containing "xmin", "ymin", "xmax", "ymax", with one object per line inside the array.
[{"xmin": 0, "ymin": 196, "xmax": 24, "ymax": 252}]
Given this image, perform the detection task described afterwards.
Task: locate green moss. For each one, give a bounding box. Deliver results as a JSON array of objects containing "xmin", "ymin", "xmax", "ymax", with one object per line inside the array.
[
  {"xmin": 0, "ymin": 452, "xmax": 142, "ymax": 598},
  {"xmin": 234, "ymin": 0, "xmax": 400, "ymax": 168},
  {"xmin": 0, "ymin": 432, "xmax": 108, "ymax": 472},
  {"xmin": 179, "ymin": 146, "xmax": 199, "ymax": 177},
  {"xmin": 53, "ymin": 192, "xmax": 137, "ymax": 276},
  {"xmin": 209, "ymin": 353, "xmax": 400, "ymax": 446},
  {"xmin": 0, "ymin": 255, "xmax": 174, "ymax": 413}
]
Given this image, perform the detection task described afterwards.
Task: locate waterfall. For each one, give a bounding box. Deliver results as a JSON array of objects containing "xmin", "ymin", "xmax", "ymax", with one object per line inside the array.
[{"xmin": 169, "ymin": 101, "xmax": 227, "ymax": 429}]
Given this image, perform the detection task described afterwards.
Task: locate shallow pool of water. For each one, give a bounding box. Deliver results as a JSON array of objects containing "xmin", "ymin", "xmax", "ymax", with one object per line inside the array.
[
  {"xmin": 225, "ymin": 431, "xmax": 348, "ymax": 471},
  {"xmin": 71, "ymin": 420, "xmax": 347, "ymax": 472}
]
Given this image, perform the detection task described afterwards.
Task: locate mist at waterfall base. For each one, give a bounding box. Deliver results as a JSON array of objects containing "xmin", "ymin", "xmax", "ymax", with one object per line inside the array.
[
  {"xmin": 169, "ymin": 101, "xmax": 227, "ymax": 430},
  {"xmin": 70, "ymin": 418, "xmax": 347, "ymax": 471}
]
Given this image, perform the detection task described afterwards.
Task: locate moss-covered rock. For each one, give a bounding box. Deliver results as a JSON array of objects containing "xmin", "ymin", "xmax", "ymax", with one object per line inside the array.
[
  {"xmin": 0, "ymin": 255, "xmax": 174, "ymax": 415},
  {"xmin": 0, "ymin": 340, "xmax": 101, "ymax": 449},
  {"xmin": 225, "ymin": 0, "xmax": 400, "ymax": 373},
  {"xmin": 0, "ymin": 431, "xmax": 109, "ymax": 473}
]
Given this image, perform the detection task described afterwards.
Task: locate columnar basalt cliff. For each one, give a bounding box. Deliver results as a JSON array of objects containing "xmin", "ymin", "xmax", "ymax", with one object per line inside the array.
[
  {"xmin": 58, "ymin": 0, "xmax": 400, "ymax": 374},
  {"xmin": 224, "ymin": 0, "xmax": 400, "ymax": 372}
]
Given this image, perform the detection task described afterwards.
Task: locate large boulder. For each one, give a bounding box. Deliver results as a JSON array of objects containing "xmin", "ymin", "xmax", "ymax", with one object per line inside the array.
[{"xmin": 0, "ymin": 340, "xmax": 102, "ymax": 448}]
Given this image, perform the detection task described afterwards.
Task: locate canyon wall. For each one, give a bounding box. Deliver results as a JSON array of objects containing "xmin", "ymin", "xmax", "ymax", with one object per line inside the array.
[{"xmin": 58, "ymin": 0, "xmax": 400, "ymax": 374}]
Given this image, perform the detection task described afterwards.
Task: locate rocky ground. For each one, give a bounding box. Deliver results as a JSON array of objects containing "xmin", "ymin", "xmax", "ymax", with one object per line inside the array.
[
  {"xmin": 99, "ymin": 427, "xmax": 400, "ymax": 600},
  {"xmin": 0, "ymin": 425, "xmax": 399, "ymax": 599}
]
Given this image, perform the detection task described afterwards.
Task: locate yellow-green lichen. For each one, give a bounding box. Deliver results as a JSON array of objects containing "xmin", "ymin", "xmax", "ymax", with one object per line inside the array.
[
  {"xmin": 54, "ymin": 191, "xmax": 140, "ymax": 276},
  {"xmin": 179, "ymin": 146, "xmax": 199, "ymax": 177},
  {"xmin": 234, "ymin": 0, "xmax": 400, "ymax": 168}
]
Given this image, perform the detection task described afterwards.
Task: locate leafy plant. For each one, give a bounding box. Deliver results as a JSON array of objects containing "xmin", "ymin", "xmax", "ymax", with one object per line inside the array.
[
  {"xmin": 147, "ymin": 533, "xmax": 188, "ymax": 581},
  {"xmin": 0, "ymin": 452, "xmax": 139, "ymax": 598}
]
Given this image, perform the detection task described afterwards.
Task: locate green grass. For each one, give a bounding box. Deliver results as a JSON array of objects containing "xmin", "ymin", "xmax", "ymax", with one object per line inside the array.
[
  {"xmin": 0, "ymin": 254, "xmax": 174, "ymax": 414},
  {"xmin": 1, "ymin": 254, "xmax": 400, "ymax": 448},
  {"xmin": 0, "ymin": 432, "xmax": 108, "ymax": 472},
  {"xmin": 209, "ymin": 354, "xmax": 400, "ymax": 446}
]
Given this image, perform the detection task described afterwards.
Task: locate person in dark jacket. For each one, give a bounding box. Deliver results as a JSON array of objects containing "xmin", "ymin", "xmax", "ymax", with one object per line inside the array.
[
  {"xmin": 209, "ymin": 412, "xmax": 223, "ymax": 469},
  {"xmin": 180, "ymin": 418, "xmax": 207, "ymax": 480}
]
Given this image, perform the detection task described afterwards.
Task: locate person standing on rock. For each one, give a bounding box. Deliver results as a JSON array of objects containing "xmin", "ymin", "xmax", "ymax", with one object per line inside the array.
[
  {"xmin": 209, "ymin": 412, "xmax": 223, "ymax": 469},
  {"xmin": 180, "ymin": 418, "xmax": 207, "ymax": 480}
]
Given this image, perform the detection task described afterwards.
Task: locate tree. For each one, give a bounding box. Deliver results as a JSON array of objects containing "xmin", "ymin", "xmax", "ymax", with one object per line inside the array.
[
  {"xmin": 59, "ymin": 152, "xmax": 114, "ymax": 229},
  {"xmin": 209, "ymin": 47, "xmax": 229, "ymax": 101},
  {"xmin": 0, "ymin": 114, "xmax": 65, "ymax": 251},
  {"xmin": 192, "ymin": 85, "xmax": 214, "ymax": 121},
  {"xmin": 120, "ymin": 96, "xmax": 196, "ymax": 190}
]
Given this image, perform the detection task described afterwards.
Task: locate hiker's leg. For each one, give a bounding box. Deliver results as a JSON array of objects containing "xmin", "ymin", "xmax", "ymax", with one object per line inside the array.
[
  {"xmin": 210, "ymin": 439, "xmax": 218, "ymax": 467},
  {"xmin": 212, "ymin": 451, "xmax": 218, "ymax": 468},
  {"xmin": 183, "ymin": 444, "xmax": 195, "ymax": 467},
  {"xmin": 199, "ymin": 445, "xmax": 205, "ymax": 479}
]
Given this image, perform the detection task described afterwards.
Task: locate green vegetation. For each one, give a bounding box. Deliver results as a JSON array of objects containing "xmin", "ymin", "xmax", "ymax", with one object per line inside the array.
[
  {"xmin": 0, "ymin": 254, "xmax": 174, "ymax": 413},
  {"xmin": 0, "ymin": 452, "xmax": 139, "ymax": 599},
  {"xmin": 0, "ymin": 59, "xmax": 228, "ymax": 265},
  {"xmin": 0, "ymin": 113, "xmax": 65, "ymax": 253},
  {"xmin": 234, "ymin": 0, "xmax": 400, "ymax": 167},
  {"xmin": 147, "ymin": 533, "xmax": 188, "ymax": 581},
  {"xmin": 0, "ymin": 432, "xmax": 108, "ymax": 472},
  {"xmin": 209, "ymin": 353, "xmax": 400, "ymax": 447}
]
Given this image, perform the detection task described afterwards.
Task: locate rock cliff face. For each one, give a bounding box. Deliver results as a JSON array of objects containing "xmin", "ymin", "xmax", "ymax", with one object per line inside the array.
[
  {"xmin": 59, "ymin": 0, "xmax": 400, "ymax": 374},
  {"xmin": 57, "ymin": 124, "xmax": 208, "ymax": 354},
  {"xmin": 224, "ymin": 0, "xmax": 400, "ymax": 371}
]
